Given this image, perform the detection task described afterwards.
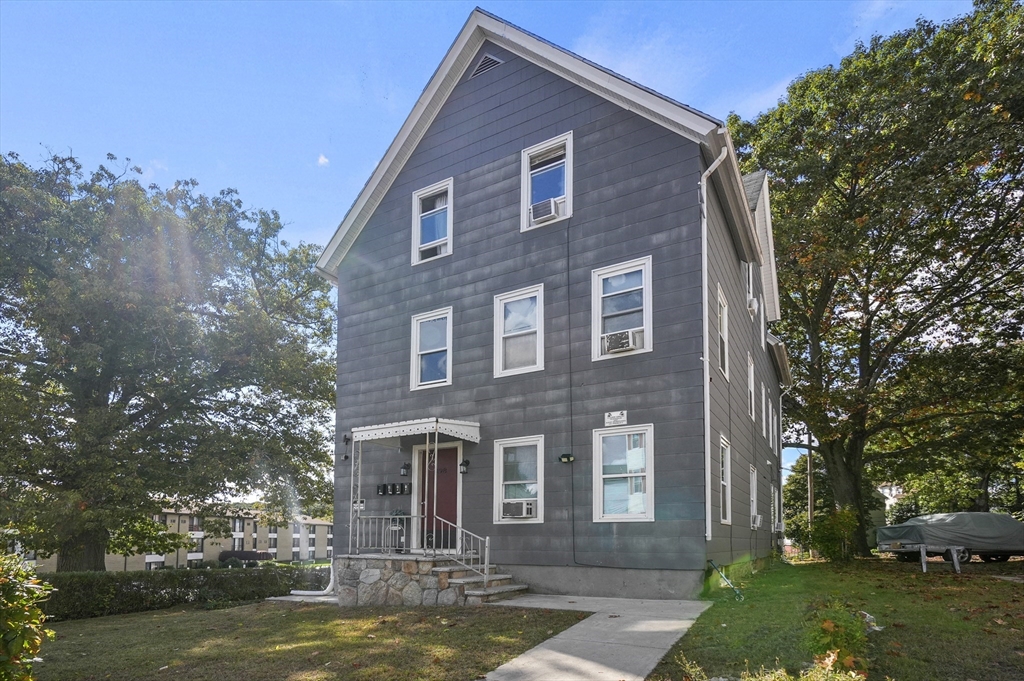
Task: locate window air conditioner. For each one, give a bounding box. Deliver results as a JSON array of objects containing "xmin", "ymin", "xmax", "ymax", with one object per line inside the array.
[
  {"xmin": 530, "ymin": 198, "xmax": 560, "ymax": 223},
  {"xmin": 751, "ymin": 514, "xmax": 763, "ymax": 529},
  {"xmin": 747, "ymin": 297, "xmax": 759, "ymax": 316},
  {"xmin": 602, "ymin": 329, "xmax": 643, "ymax": 354},
  {"xmin": 502, "ymin": 500, "xmax": 537, "ymax": 519}
]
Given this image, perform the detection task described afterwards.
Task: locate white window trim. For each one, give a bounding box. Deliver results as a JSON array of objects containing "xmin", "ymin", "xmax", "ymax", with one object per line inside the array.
[
  {"xmin": 769, "ymin": 403, "xmax": 776, "ymax": 452},
  {"xmin": 718, "ymin": 283, "xmax": 729, "ymax": 380},
  {"xmin": 761, "ymin": 382, "xmax": 767, "ymax": 438},
  {"xmin": 493, "ymin": 284, "xmax": 545, "ymax": 378},
  {"xmin": 745, "ymin": 263, "xmax": 756, "ymax": 319},
  {"xmin": 591, "ymin": 256, "xmax": 654, "ymax": 362},
  {"xmin": 593, "ymin": 423, "xmax": 655, "ymax": 522},
  {"xmin": 778, "ymin": 394, "xmax": 784, "ymax": 453},
  {"xmin": 760, "ymin": 295, "xmax": 766, "ymax": 350},
  {"xmin": 747, "ymin": 353, "xmax": 755, "ymax": 420},
  {"xmin": 410, "ymin": 307, "xmax": 453, "ymax": 391},
  {"xmin": 520, "ymin": 131, "xmax": 573, "ymax": 232},
  {"xmin": 492, "ymin": 434, "xmax": 544, "ymax": 524},
  {"xmin": 750, "ymin": 465, "xmax": 759, "ymax": 529},
  {"xmin": 719, "ymin": 435, "xmax": 732, "ymax": 524},
  {"xmin": 411, "ymin": 177, "xmax": 454, "ymax": 265}
]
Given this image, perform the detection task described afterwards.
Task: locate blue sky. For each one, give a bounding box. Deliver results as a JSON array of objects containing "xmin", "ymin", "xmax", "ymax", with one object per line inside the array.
[{"xmin": 1, "ymin": 0, "xmax": 972, "ymax": 476}]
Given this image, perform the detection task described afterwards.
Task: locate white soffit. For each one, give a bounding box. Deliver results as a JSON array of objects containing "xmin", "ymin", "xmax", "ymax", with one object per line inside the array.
[
  {"xmin": 315, "ymin": 8, "xmax": 760, "ymax": 282},
  {"xmin": 352, "ymin": 418, "xmax": 481, "ymax": 444}
]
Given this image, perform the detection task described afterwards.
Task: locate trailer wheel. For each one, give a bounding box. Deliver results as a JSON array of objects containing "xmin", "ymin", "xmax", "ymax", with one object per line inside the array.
[
  {"xmin": 943, "ymin": 548, "xmax": 971, "ymax": 563},
  {"xmin": 981, "ymin": 554, "xmax": 1010, "ymax": 563},
  {"xmin": 895, "ymin": 553, "xmax": 915, "ymax": 563}
]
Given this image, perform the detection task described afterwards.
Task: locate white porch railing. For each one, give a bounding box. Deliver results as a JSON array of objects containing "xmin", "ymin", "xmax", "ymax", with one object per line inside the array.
[{"xmin": 353, "ymin": 514, "xmax": 490, "ymax": 589}]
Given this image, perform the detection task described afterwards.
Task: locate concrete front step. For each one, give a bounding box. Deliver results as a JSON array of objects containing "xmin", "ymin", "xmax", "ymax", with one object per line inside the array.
[
  {"xmin": 449, "ymin": 574, "xmax": 514, "ymax": 587},
  {"xmin": 464, "ymin": 583, "xmax": 530, "ymax": 605}
]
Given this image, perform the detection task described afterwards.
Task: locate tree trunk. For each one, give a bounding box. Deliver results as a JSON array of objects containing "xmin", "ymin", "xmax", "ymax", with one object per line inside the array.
[
  {"xmin": 56, "ymin": 530, "xmax": 109, "ymax": 572},
  {"xmin": 819, "ymin": 439, "xmax": 873, "ymax": 557}
]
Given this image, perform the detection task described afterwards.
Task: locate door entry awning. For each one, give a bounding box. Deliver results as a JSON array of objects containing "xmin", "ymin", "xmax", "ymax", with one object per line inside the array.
[{"xmin": 351, "ymin": 418, "xmax": 481, "ymax": 446}]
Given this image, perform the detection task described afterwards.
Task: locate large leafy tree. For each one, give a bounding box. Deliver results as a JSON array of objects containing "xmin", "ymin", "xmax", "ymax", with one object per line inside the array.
[
  {"xmin": 731, "ymin": 0, "xmax": 1024, "ymax": 554},
  {"xmin": 0, "ymin": 153, "xmax": 335, "ymax": 571}
]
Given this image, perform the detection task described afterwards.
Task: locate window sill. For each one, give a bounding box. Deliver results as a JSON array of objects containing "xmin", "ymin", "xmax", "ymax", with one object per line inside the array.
[
  {"xmin": 593, "ymin": 516, "xmax": 655, "ymax": 523},
  {"xmin": 494, "ymin": 364, "xmax": 544, "ymax": 379},
  {"xmin": 410, "ymin": 379, "xmax": 451, "ymax": 392},
  {"xmin": 521, "ymin": 213, "xmax": 570, "ymax": 233},
  {"xmin": 411, "ymin": 251, "xmax": 452, "ymax": 266},
  {"xmin": 720, "ymin": 519, "xmax": 732, "ymax": 526},
  {"xmin": 592, "ymin": 346, "xmax": 653, "ymax": 363},
  {"xmin": 493, "ymin": 517, "xmax": 544, "ymax": 525}
]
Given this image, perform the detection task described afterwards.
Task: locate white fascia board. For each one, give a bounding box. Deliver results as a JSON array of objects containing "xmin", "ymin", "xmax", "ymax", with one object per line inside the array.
[
  {"xmin": 767, "ymin": 333, "xmax": 793, "ymax": 387},
  {"xmin": 704, "ymin": 131, "xmax": 762, "ymax": 265},
  {"xmin": 316, "ymin": 8, "xmax": 752, "ymax": 283},
  {"xmin": 351, "ymin": 417, "xmax": 481, "ymax": 444},
  {"xmin": 755, "ymin": 173, "xmax": 783, "ymax": 321}
]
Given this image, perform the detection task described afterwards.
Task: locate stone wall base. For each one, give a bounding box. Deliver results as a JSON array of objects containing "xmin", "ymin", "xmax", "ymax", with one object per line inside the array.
[{"xmin": 333, "ymin": 555, "xmax": 465, "ymax": 607}]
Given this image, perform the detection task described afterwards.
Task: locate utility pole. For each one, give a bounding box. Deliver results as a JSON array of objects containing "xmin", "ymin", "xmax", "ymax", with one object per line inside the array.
[{"xmin": 807, "ymin": 427, "xmax": 814, "ymax": 530}]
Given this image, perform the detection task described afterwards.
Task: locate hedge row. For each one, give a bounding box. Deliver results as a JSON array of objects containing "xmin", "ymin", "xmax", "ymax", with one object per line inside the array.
[{"xmin": 41, "ymin": 565, "xmax": 331, "ymax": 621}]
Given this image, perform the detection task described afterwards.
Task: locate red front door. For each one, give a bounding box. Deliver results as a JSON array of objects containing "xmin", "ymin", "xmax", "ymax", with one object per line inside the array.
[{"xmin": 420, "ymin": 447, "xmax": 458, "ymax": 549}]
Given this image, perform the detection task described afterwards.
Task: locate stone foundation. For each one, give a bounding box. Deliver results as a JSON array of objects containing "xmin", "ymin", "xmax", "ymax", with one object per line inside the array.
[{"xmin": 333, "ymin": 555, "xmax": 466, "ymax": 607}]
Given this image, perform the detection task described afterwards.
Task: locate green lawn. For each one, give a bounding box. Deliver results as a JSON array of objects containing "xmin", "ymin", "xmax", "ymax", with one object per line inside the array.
[
  {"xmin": 649, "ymin": 557, "xmax": 1024, "ymax": 681},
  {"xmin": 35, "ymin": 600, "xmax": 584, "ymax": 681}
]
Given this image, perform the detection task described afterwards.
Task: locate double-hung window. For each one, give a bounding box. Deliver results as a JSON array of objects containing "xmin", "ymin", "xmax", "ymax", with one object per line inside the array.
[
  {"xmin": 412, "ymin": 178, "xmax": 453, "ymax": 264},
  {"xmin": 521, "ymin": 132, "xmax": 572, "ymax": 231},
  {"xmin": 761, "ymin": 382, "xmax": 767, "ymax": 438},
  {"xmin": 411, "ymin": 307, "xmax": 452, "ymax": 390},
  {"xmin": 769, "ymin": 403, "xmax": 777, "ymax": 452},
  {"xmin": 494, "ymin": 284, "xmax": 544, "ymax": 377},
  {"xmin": 592, "ymin": 256, "xmax": 653, "ymax": 361},
  {"xmin": 493, "ymin": 435, "xmax": 544, "ymax": 523},
  {"xmin": 718, "ymin": 284, "xmax": 729, "ymax": 379},
  {"xmin": 745, "ymin": 263, "xmax": 756, "ymax": 319},
  {"xmin": 750, "ymin": 465, "xmax": 759, "ymax": 529},
  {"xmin": 720, "ymin": 436, "xmax": 732, "ymax": 524},
  {"xmin": 593, "ymin": 424, "xmax": 654, "ymax": 522},
  {"xmin": 760, "ymin": 295, "xmax": 766, "ymax": 350},
  {"xmin": 748, "ymin": 354, "xmax": 755, "ymax": 420}
]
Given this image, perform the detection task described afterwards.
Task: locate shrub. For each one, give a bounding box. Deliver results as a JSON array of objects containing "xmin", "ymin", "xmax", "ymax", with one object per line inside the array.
[
  {"xmin": 1, "ymin": 553, "xmax": 55, "ymax": 680},
  {"xmin": 221, "ymin": 557, "xmax": 244, "ymax": 569},
  {"xmin": 805, "ymin": 597, "xmax": 868, "ymax": 673},
  {"xmin": 810, "ymin": 508, "xmax": 859, "ymax": 562},
  {"xmin": 672, "ymin": 654, "xmax": 866, "ymax": 680},
  {"xmin": 39, "ymin": 564, "xmax": 313, "ymax": 620}
]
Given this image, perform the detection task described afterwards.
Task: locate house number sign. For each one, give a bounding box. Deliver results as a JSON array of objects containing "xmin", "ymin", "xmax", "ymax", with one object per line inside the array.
[{"xmin": 605, "ymin": 411, "xmax": 627, "ymax": 426}]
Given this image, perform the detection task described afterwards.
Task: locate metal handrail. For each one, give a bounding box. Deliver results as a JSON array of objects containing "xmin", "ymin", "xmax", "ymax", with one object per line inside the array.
[{"xmin": 352, "ymin": 514, "xmax": 490, "ymax": 589}]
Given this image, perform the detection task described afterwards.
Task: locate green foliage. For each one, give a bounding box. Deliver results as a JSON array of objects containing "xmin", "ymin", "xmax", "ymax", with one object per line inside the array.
[
  {"xmin": 671, "ymin": 654, "xmax": 866, "ymax": 680},
  {"xmin": 810, "ymin": 509, "xmax": 860, "ymax": 562},
  {"xmin": 39, "ymin": 565, "xmax": 320, "ymax": 620},
  {"xmin": 0, "ymin": 153, "xmax": 336, "ymax": 570},
  {"xmin": 1, "ymin": 553, "xmax": 54, "ymax": 679},
  {"xmin": 730, "ymin": 0, "xmax": 1024, "ymax": 554},
  {"xmin": 805, "ymin": 598, "xmax": 868, "ymax": 673}
]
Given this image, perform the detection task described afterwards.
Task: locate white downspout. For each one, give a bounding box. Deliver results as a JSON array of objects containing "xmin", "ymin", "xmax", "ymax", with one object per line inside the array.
[{"xmin": 701, "ymin": 134, "xmax": 729, "ymax": 542}]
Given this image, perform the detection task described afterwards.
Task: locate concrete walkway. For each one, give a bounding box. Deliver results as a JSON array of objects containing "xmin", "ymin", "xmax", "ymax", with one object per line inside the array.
[{"xmin": 484, "ymin": 595, "xmax": 712, "ymax": 681}]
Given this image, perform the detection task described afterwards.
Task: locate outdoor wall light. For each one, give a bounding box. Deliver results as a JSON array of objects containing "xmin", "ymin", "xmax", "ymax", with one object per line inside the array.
[
  {"xmin": 459, "ymin": 458, "xmax": 470, "ymax": 475},
  {"xmin": 559, "ymin": 453, "xmax": 575, "ymax": 463},
  {"xmin": 400, "ymin": 461, "xmax": 411, "ymax": 477}
]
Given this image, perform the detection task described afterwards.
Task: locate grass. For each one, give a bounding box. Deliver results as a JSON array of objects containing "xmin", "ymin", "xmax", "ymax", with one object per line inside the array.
[
  {"xmin": 35, "ymin": 600, "xmax": 584, "ymax": 681},
  {"xmin": 649, "ymin": 556, "xmax": 1024, "ymax": 681}
]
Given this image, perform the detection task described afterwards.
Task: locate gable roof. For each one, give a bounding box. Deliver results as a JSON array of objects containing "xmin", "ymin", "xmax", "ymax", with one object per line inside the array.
[
  {"xmin": 315, "ymin": 8, "xmax": 764, "ymax": 282},
  {"xmin": 742, "ymin": 170, "xmax": 768, "ymax": 211}
]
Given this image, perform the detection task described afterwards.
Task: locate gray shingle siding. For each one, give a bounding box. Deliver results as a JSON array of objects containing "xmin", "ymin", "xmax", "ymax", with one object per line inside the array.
[{"xmin": 333, "ymin": 41, "xmax": 780, "ymax": 578}]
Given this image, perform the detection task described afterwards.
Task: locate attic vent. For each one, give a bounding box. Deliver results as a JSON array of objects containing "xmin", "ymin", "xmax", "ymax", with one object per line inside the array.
[{"xmin": 470, "ymin": 54, "xmax": 503, "ymax": 78}]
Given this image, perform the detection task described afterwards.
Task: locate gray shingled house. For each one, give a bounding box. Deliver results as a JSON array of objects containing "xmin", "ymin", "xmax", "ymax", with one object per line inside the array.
[{"xmin": 316, "ymin": 9, "xmax": 791, "ymax": 603}]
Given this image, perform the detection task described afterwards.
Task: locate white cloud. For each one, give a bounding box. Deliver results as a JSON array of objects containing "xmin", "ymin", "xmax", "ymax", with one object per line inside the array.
[
  {"xmin": 571, "ymin": 8, "xmax": 710, "ymax": 105},
  {"xmin": 317, "ymin": 154, "xmax": 330, "ymax": 167}
]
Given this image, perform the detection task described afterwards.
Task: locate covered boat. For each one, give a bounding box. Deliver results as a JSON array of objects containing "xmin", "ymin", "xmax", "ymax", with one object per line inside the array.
[{"xmin": 877, "ymin": 512, "xmax": 1024, "ymax": 561}]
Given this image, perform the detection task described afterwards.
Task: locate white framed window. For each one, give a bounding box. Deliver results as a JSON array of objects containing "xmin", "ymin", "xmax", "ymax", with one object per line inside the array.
[
  {"xmin": 719, "ymin": 436, "xmax": 731, "ymax": 524},
  {"xmin": 770, "ymin": 483, "xmax": 778, "ymax": 533},
  {"xmin": 717, "ymin": 284, "xmax": 729, "ymax": 379},
  {"xmin": 411, "ymin": 178, "xmax": 454, "ymax": 264},
  {"xmin": 494, "ymin": 284, "xmax": 544, "ymax": 377},
  {"xmin": 593, "ymin": 423, "xmax": 654, "ymax": 522},
  {"xmin": 769, "ymin": 403, "xmax": 776, "ymax": 452},
  {"xmin": 750, "ymin": 465, "xmax": 759, "ymax": 529},
  {"xmin": 761, "ymin": 382, "xmax": 767, "ymax": 438},
  {"xmin": 520, "ymin": 131, "xmax": 572, "ymax": 231},
  {"xmin": 747, "ymin": 354, "xmax": 755, "ymax": 420},
  {"xmin": 760, "ymin": 295, "xmax": 766, "ymax": 350},
  {"xmin": 778, "ymin": 395, "xmax": 784, "ymax": 453},
  {"xmin": 591, "ymin": 256, "xmax": 653, "ymax": 361},
  {"xmin": 410, "ymin": 307, "xmax": 452, "ymax": 390},
  {"xmin": 745, "ymin": 263, "xmax": 756, "ymax": 318},
  {"xmin": 493, "ymin": 435, "xmax": 544, "ymax": 524}
]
